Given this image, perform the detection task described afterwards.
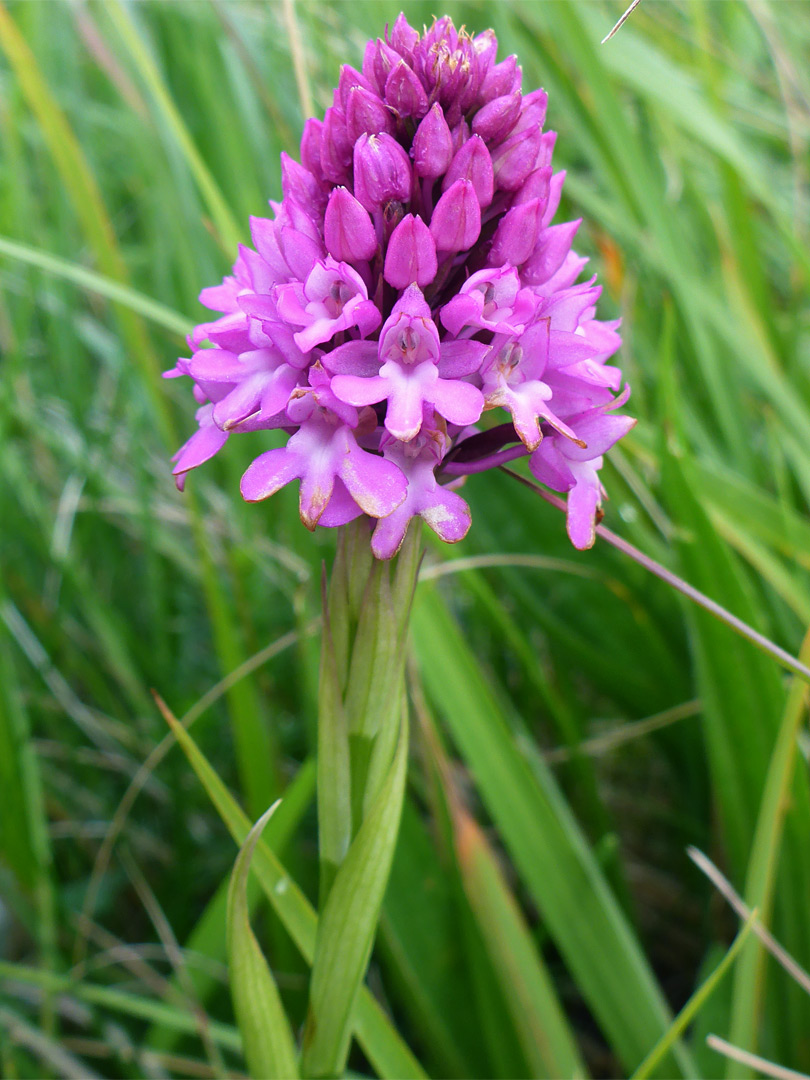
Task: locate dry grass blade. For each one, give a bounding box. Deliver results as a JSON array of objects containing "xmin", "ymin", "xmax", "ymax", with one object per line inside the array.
[
  {"xmin": 707, "ymin": 1035, "xmax": 810, "ymax": 1080},
  {"xmin": 601, "ymin": 0, "xmax": 645, "ymax": 44},
  {"xmin": 687, "ymin": 847, "xmax": 810, "ymax": 998},
  {"xmin": 501, "ymin": 468, "xmax": 810, "ymax": 685},
  {"xmin": 543, "ymin": 700, "xmax": 701, "ymax": 764}
]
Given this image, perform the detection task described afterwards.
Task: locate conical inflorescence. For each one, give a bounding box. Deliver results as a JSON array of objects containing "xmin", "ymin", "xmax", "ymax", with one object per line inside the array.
[{"xmin": 166, "ymin": 14, "xmax": 634, "ymax": 557}]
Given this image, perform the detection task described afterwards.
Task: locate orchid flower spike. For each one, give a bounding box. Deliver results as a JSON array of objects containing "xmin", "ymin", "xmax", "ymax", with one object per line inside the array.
[{"xmin": 166, "ymin": 14, "xmax": 632, "ymax": 556}]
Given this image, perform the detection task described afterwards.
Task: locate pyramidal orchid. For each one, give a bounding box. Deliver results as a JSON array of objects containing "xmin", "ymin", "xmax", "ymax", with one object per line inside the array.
[
  {"xmin": 167, "ymin": 19, "xmax": 634, "ymax": 1077},
  {"xmin": 166, "ymin": 13, "xmax": 632, "ymax": 557}
]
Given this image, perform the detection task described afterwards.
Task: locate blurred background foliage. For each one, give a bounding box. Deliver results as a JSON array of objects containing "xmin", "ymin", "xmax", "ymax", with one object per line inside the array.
[{"xmin": 1, "ymin": 0, "xmax": 809, "ymax": 1077}]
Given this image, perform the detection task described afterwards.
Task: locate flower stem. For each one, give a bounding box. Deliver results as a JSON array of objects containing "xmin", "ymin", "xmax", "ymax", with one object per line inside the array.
[{"xmin": 317, "ymin": 520, "xmax": 423, "ymax": 904}]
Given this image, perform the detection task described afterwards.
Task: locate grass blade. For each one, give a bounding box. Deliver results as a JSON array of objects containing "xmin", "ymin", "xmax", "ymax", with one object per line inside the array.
[
  {"xmin": 727, "ymin": 628, "xmax": 810, "ymax": 1073},
  {"xmin": 227, "ymin": 801, "xmax": 300, "ymax": 1080},
  {"xmin": 104, "ymin": 0, "xmax": 242, "ymax": 252},
  {"xmin": 411, "ymin": 584, "xmax": 695, "ymax": 1078},
  {"xmin": 0, "ymin": 234, "xmax": 192, "ymax": 337},
  {"xmin": 154, "ymin": 693, "xmax": 427, "ymax": 1080},
  {"xmin": 453, "ymin": 802, "xmax": 588, "ymax": 1079},
  {"xmin": 631, "ymin": 910, "xmax": 758, "ymax": 1080}
]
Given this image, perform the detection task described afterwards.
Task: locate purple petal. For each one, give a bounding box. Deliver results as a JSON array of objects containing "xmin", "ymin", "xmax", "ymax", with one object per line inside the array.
[
  {"xmin": 430, "ymin": 179, "xmax": 481, "ymax": 252},
  {"xmin": 384, "ymin": 214, "xmax": 438, "ymax": 289},
  {"xmin": 172, "ymin": 415, "xmax": 229, "ymax": 488},
  {"xmin": 523, "ymin": 220, "xmax": 582, "ymax": 285},
  {"xmin": 339, "ymin": 442, "xmax": 407, "ymax": 519},
  {"xmin": 437, "ymin": 340, "xmax": 490, "ymax": 378},
  {"xmin": 566, "ymin": 464, "xmax": 602, "ymax": 550},
  {"xmin": 322, "ymin": 340, "xmax": 380, "ymax": 376},
  {"xmin": 431, "ymin": 379, "xmax": 484, "ymax": 427},
  {"xmin": 331, "ymin": 374, "xmax": 389, "ymax": 407},
  {"xmin": 186, "ymin": 349, "xmax": 244, "ymax": 382},
  {"xmin": 384, "ymin": 377, "xmax": 428, "ymax": 441},
  {"xmin": 316, "ymin": 478, "xmax": 365, "ymax": 527},
  {"xmin": 240, "ymin": 448, "xmax": 301, "ymax": 502}
]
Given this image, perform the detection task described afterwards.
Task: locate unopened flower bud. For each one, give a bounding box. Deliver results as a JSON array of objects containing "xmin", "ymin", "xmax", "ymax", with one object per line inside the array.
[
  {"xmin": 324, "ymin": 187, "xmax": 378, "ymax": 263},
  {"xmin": 389, "ymin": 12, "xmax": 420, "ymax": 55},
  {"xmin": 492, "ymin": 126, "xmax": 542, "ymax": 191},
  {"xmin": 537, "ymin": 130, "xmax": 557, "ymax": 169},
  {"xmin": 363, "ymin": 38, "xmax": 402, "ymax": 97},
  {"xmin": 472, "ymin": 92, "xmax": 522, "ymax": 142},
  {"xmin": 512, "ymin": 166, "xmax": 552, "ymax": 208},
  {"xmin": 542, "ymin": 170, "xmax": 566, "ymax": 226},
  {"xmin": 353, "ymin": 132, "xmax": 413, "ymax": 211},
  {"xmin": 412, "ymin": 104, "xmax": 453, "ymax": 178},
  {"xmin": 450, "ymin": 119, "xmax": 470, "ymax": 153},
  {"xmin": 346, "ymin": 86, "xmax": 394, "ymax": 142},
  {"xmin": 280, "ymin": 153, "xmax": 326, "ymax": 213},
  {"xmin": 299, "ymin": 118, "xmax": 324, "ymax": 179},
  {"xmin": 488, "ymin": 198, "xmax": 544, "ymax": 266},
  {"xmin": 337, "ymin": 65, "xmax": 374, "ymax": 111},
  {"xmin": 478, "ymin": 54, "xmax": 521, "ymax": 103},
  {"xmin": 385, "ymin": 60, "xmax": 429, "ymax": 118},
  {"xmin": 384, "ymin": 214, "xmax": 438, "ymax": 288},
  {"xmin": 442, "ymin": 134, "xmax": 494, "ymax": 208},
  {"xmin": 430, "ymin": 179, "xmax": 481, "ymax": 252},
  {"xmin": 320, "ymin": 106, "xmax": 353, "ymax": 184},
  {"xmin": 522, "ymin": 219, "xmax": 582, "ymax": 285},
  {"xmin": 511, "ymin": 88, "xmax": 548, "ymax": 137}
]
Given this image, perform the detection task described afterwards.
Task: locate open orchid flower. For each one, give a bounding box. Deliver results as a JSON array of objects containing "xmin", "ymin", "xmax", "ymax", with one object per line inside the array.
[{"xmin": 166, "ymin": 13, "xmax": 632, "ymax": 554}]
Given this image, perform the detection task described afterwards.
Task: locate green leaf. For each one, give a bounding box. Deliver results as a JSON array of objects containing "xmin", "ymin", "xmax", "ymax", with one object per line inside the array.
[
  {"xmin": 156, "ymin": 697, "xmax": 426, "ymax": 1080},
  {"xmin": 0, "ymin": 960, "xmax": 241, "ymax": 1051},
  {"xmin": 227, "ymin": 801, "xmax": 299, "ymax": 1080},
  {"xmin": 302, "ymin": 706, "xmax": 409, "ymax": 1079},
  {"xmin": 0, "ymin": 234, "xmax": 192, "ymax": 337},
  {"xmin": 727, "ymin": 629, "xmax": 810, "ymax": 1074},
  {"xmin": 410, "ymin": 586, "xmax": 695, "ymax": 1078},
  {"xmin": 378, "ymin": 798, "xmax": 482, "ymax": 1078},
  {"xmin": 632, "ymin": 910, "xmax": 758, "ymax": 1080},
  {"xmin": 453, "ymin": 803, "xmax": 588, "ymax": 1079},
  {"xmin": 147, "ymin": 756, "xmax": 315, "ymax": 1054}
]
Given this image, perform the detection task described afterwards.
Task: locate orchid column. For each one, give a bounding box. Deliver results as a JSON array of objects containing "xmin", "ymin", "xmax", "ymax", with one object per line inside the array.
[{"xmin": 166, "ymin": 13, "xmax": 632, "ymax": 1077}]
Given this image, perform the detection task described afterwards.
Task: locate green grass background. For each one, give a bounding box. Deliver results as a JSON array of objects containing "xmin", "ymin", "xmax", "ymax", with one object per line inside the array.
[{"xmin": 1, "ymin": 1, "xmax": 809, "ymax": 1076}]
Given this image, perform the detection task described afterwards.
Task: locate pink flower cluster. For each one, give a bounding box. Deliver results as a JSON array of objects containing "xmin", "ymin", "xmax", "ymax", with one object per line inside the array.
[{"xmin": 166, "ymin": 14, "xmax": 633, "ymax": 558}]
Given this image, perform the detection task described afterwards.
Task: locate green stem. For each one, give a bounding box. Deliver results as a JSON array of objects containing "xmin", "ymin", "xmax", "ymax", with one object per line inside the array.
[{"xmin": 307, "ymin": 521, "xmax": 423, "ymax": 1077}]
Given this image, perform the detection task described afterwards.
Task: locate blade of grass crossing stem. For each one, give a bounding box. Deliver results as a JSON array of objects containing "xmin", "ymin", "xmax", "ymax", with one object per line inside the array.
[
  {"xmin": 459, "ymin": 894, "xmax": 531, "ymax": 1079},
  {"xmin": 227, "ymin": 801, "xmax": 300, "ymax": 1080},
  {"xmin": 156, "ymin": 697, "xmax": 426, "ymax": 1080},
  {"xmin": 146, "ymin": 757, "xmax": 316, "ymax": 1053},
  {"xmin": 453, "ymin": 803, "xmax": 587, "ymax": 1079},
  {"xmin": 631, "ymin": 910, "xmax": 759, "ymax": 1080},
  {"xmin": 410, "ymin": 586, "xmax": 696, "ymax": 1079},
  {"xmin": 105, "ymin": 0, "xmax": 242, "ymax": 252},
  {"xmin": 301, "ymin": 705, "xmax": 409, "ymax": 1079},
  {"xmin": 727, "ymin": 629, "xmax": 810, "ymax": 1076},
  {"xmin": 663, "ymin": 434, "xmax": 810, "ymax": 1057},
  {"xmin": 0, "ymin": 1003, "xmax": 102, "ymax": 1080}
]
